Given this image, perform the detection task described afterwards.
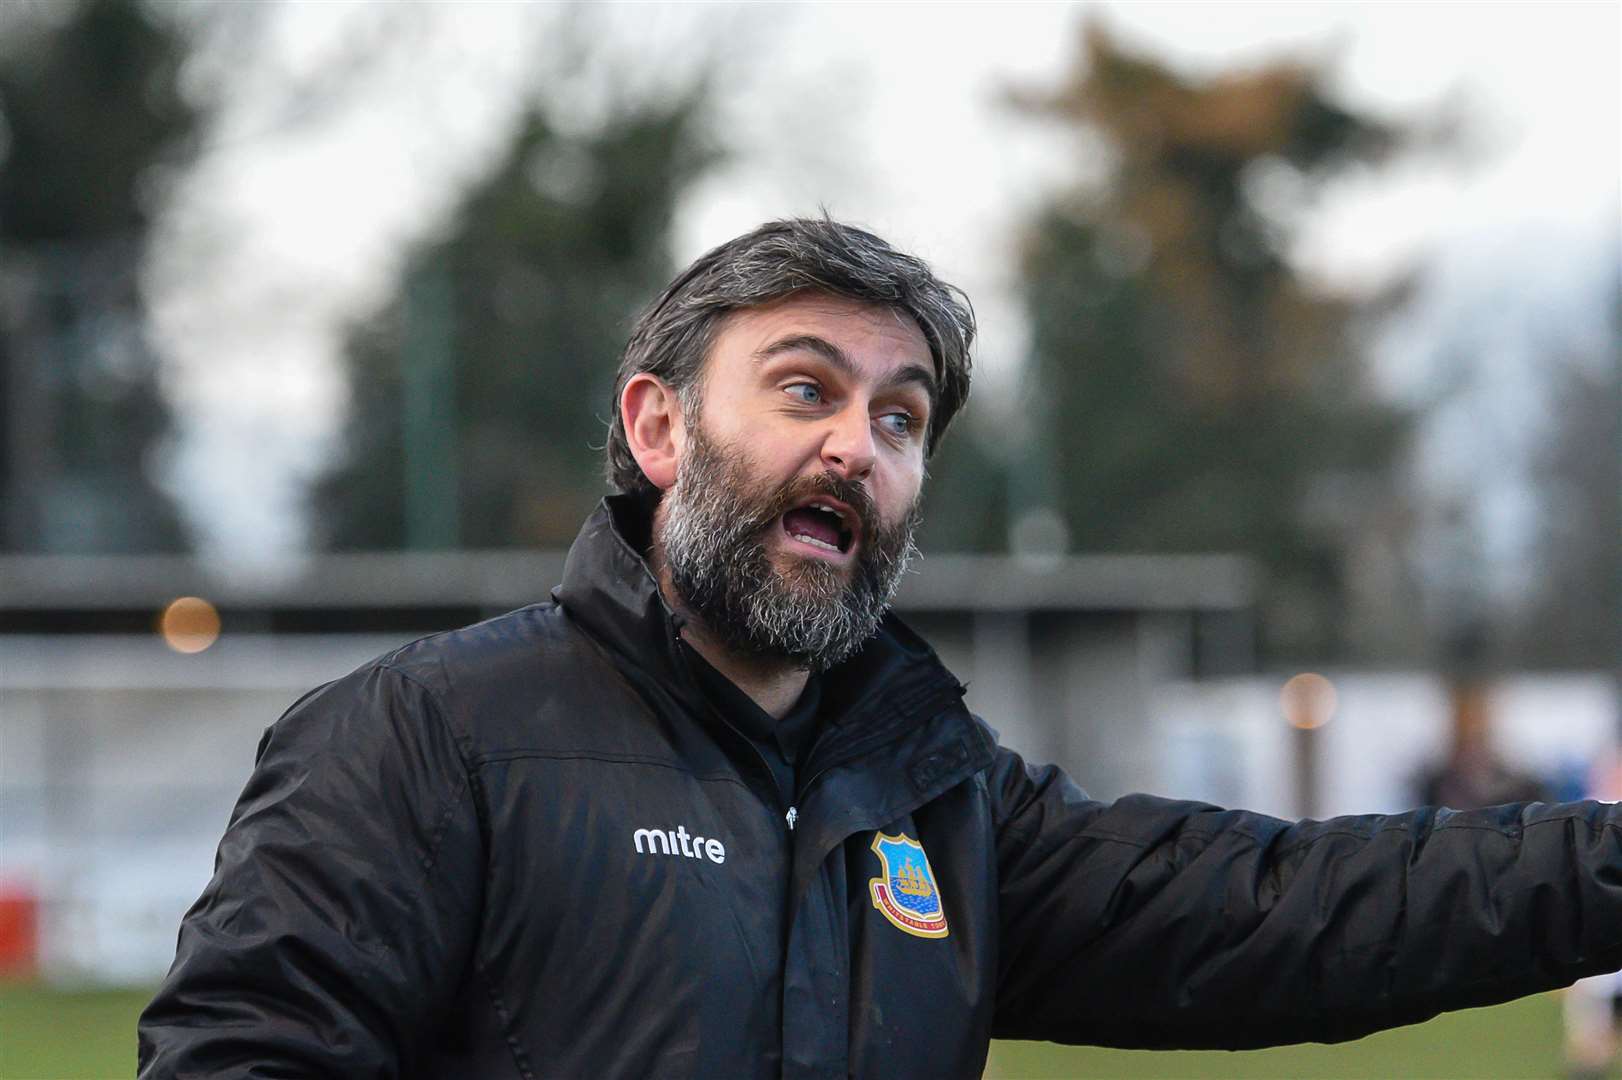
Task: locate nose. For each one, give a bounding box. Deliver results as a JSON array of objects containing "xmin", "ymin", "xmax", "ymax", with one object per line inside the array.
[{"xmin": 821, "ymin": 404, "xmax": 876, "ymax": 481}]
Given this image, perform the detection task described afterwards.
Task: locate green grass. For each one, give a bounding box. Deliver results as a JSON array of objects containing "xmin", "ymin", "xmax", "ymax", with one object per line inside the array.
[
  {"xmin": 0, "ymin": 981, "xmax": 1614, "ymax": 1079},
  {"xmin": 1, "ymin": 983, "xmax": 150, "ymax": 1080}
]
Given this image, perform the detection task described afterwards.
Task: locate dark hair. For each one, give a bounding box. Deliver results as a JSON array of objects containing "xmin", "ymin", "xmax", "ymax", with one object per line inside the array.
[{"xmin": 605, "ymin": 216, "xmax": 975, "ymax": 494}]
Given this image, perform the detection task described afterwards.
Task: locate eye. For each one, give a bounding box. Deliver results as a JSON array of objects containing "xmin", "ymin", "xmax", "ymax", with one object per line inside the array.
[
  {"xmin": 785, "ymin": 382, "xmax": 822, "ymax": 405},
  {"xmin": 878, "ymin": 411, "xmax": 916, "ymax": 438}
]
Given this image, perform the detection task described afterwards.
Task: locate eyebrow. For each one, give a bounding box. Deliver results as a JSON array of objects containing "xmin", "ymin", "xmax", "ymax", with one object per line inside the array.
[{"xmin": 753, "ymin": 333, "xmax": 938, "ymax": 409}]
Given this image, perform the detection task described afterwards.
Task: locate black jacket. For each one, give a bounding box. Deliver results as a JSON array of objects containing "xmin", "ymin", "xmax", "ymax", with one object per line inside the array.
[{"xmin": 140, "ymin": 496, "xmax": 1622, "ymax": 1079}]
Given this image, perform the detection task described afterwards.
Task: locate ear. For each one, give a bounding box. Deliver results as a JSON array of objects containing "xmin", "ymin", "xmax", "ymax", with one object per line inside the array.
[{"xmin": 620, "ymin": 373, "xmax": 686, "ymax": 491}]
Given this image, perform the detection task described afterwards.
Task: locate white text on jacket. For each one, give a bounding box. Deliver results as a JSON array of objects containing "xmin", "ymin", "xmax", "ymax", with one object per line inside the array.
[{"xmin": 633, "ymin": 826, "xmax": 725, "ymax": 864}]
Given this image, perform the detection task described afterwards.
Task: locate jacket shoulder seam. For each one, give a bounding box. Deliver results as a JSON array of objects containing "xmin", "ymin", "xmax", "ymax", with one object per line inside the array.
[
  {"xmin": 374, "ymin": 661, "xmax": 480, "ymax": 879},
  {"xmin": 473, "ymin": 748, "xmax": 751, "ymax": 789}
]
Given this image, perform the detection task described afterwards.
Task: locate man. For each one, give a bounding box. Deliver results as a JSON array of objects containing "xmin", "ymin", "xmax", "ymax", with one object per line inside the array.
[{"xmin": 140, "ymin": 218, "xmax": 1621, "ymax": 1078}]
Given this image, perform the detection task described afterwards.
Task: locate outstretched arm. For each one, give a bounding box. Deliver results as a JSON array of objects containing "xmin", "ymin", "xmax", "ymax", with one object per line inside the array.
[
  {"xmin": 138, "ymin": 664, "xmax": 485, "ymax": 1078},
  {"xmin": 989, "ymin": 747, "xmax": 1622, "ymax": 1049}
]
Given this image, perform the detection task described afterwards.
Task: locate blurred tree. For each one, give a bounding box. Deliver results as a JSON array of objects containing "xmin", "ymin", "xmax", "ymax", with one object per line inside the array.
[
  {"xmin": 915, "ymin": 428, "xmax": 1016, "ymax": 555},
  {"xmin": 1512, "ymin": 299, "xmax": 1621, "ymax": 671},
  {"xmin": 0, "ymin": 0, "xmax": 201, "ymax": 552},
  {"xmin": 311, "ymin": 88, "xmax": 715, "ymax": 550},
  {"xmin": 1011, "ymin": 25, "xmax": 1414, "ymax": 659}
]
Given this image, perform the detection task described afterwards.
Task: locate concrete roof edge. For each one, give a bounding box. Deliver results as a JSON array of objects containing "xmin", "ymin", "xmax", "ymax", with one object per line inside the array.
[{"xmin": 0, "ymin": 550, "xmax": 1257, "ymax": 613}]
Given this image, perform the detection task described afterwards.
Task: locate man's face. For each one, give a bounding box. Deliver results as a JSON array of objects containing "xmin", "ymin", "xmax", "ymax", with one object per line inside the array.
[{"xmin": 653, "ymin": 293, "xmax": 935, "ymax": 671}]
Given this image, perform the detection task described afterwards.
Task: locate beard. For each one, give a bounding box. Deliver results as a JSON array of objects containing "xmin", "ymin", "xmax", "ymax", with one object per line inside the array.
[{"xmin": 654, "ymin": 426, "xmax": 921, "ymax": 673}]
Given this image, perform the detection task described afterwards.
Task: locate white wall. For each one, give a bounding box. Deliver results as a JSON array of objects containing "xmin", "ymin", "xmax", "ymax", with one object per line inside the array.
[
  {"xmin": 1153, "ymin": 672, "xmax": 1617, "ymax": 820},
  {"xmin": 1, "ymin": 634, "xmax": 412, "ymax": 984}
]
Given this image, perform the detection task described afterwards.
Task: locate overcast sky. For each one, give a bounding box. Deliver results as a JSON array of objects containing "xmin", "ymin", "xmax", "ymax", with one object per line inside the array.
[{"xmin": 147, "ymin": 1, "xmax": 1620, "ymax": 577}]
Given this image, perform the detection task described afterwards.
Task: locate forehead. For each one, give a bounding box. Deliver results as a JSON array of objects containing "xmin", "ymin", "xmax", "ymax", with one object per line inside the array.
[{"xmin": 705, "ymin": 292, "xmax": 932, "ymax": 381}]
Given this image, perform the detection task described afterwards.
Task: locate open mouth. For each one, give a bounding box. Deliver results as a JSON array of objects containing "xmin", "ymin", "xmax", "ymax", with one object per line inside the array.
[{"xmin": 781, "ymin": 499, "xmax": 856, "ymax": 556}]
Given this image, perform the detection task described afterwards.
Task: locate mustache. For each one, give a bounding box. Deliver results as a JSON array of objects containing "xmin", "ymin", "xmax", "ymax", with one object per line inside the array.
[{"xmin": 746, "ymin": 471, "xmax": 879, "ymax": 540}]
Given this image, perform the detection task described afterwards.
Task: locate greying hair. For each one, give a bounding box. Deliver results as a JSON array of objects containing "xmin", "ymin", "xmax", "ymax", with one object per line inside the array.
[{"xmin": 605, "ymin": 216, "xmax": 975, "ymax": 494}]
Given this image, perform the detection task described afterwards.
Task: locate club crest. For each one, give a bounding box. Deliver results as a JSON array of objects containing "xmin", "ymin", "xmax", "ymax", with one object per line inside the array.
[{"xmin": 868, "ymin": 831, "xmax": 949, "ymax": 938}]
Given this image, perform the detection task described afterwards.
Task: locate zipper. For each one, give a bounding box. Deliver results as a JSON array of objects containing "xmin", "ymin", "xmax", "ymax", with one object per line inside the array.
[{"xmin": 668, "ymin": 636, "xmax": 797, "ymax": 824}]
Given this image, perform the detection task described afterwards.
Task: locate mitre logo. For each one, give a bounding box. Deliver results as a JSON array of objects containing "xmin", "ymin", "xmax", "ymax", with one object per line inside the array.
[
  {"xmin": 868, "ymin": 831, "xmax": 949, "ymax": 938},
  {"xmin": 633, "ymin": 824, "xmax": 726, "ymax": 864}
]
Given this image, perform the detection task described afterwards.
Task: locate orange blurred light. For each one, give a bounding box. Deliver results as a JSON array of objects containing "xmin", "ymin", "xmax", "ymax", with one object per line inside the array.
[
  {"xmin": 159, "ymin": 596, "xmax": 221, "ymax": 654},
  {"xmin": 1280, "ymin": 672, "xmax": 1336, "ymax": 730}
]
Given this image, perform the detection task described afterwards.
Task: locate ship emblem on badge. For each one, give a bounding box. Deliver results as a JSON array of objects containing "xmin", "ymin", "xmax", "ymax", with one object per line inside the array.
[{"xmin": 868, "ymin": 831, "xmax": 949, "ymax": 938}]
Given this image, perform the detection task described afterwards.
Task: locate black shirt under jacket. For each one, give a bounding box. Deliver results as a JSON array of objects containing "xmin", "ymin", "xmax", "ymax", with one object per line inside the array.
[{"xmin": 686, "ymin": 644, "xmax": 822, "ymax": 813}]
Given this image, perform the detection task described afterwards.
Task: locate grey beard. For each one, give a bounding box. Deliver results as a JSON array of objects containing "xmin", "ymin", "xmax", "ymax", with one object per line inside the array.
[{"xmin": 656, "ymin": 432, "xmax": 920, "ymax": 673}]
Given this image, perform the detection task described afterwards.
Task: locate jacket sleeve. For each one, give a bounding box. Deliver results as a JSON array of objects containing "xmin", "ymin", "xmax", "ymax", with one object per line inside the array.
[
  {"xmin": 137, "ymin": 663, "xmax": 486, "ymax": 1079},
  {"xmin": 988, "ymin": 746, "xmax": 1622, "ymax": 1049}
]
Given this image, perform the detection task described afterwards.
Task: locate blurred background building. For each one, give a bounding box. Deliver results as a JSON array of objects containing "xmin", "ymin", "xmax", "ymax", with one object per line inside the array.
[{"xmin": 0, "ymin": 0, "xmax": 1616, "ymax": 1011}]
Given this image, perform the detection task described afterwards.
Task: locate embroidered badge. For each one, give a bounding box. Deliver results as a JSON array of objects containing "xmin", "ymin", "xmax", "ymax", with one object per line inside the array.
[{"xmin": 868, "ymin": 831, "xmax": 949, "ymax": 938}]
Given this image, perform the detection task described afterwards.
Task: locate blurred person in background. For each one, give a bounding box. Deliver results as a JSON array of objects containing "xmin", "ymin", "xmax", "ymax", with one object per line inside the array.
[
  {"xmin": 1415, "ymin": 680, "xmax": 1550, "ymax": 808},
  {"xmin": 138, "ymin": 218, "xmax": 1622, "ymax": 1079},
  {"xmin": 1415, "ymin": 626, "xmax": 1551, "ymax": 810}
]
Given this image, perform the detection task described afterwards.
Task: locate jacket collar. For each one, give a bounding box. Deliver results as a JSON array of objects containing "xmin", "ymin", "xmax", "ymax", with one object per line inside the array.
[
  {"xmin": 553, "ymin": 493, "xmax": 966, "ymax": 734},
  {"xmin": 554, "ymin": 492, "xmax": 687, "ymax": 689}
]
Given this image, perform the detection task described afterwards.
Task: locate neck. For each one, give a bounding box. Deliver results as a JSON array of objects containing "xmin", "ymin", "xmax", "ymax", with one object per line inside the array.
[
  {"xmin": 681, "ymin": 616, "xmax": 810, "ymax": 720},
  {"xmin": 651, "ymin": 550, "xmax": 809, "ymax": 720}
]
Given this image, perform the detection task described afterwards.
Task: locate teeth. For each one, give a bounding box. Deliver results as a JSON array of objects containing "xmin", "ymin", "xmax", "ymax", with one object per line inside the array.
[{"xmin": 790, "ymin": 532, "xmax": 841, "ymax": 552}]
